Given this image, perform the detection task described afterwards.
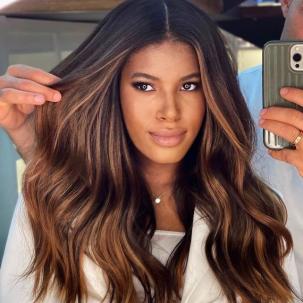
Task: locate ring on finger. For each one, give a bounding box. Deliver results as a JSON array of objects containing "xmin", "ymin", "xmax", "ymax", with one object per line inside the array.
[{"xmin": 293, "ymin": 130, "xmax": 303, "ymax": 146}]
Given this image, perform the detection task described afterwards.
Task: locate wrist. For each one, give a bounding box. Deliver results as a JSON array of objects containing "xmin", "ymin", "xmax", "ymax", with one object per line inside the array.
[
  {"xmin": 12, "ymin": 142, "xmax": 32, "ymax": 164},
  {"xmin": 6, "ymin": 127, "xmax": 34, "ymax": 164}
]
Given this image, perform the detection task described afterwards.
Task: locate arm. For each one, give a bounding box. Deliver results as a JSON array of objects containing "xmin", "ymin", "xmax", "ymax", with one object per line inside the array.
[{"xmin": 6, "ymin": 119, "xmax": 35, "ymax": 164}]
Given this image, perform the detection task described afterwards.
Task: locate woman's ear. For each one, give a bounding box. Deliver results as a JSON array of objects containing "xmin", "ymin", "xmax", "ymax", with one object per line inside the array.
[{"xmin": 280, "ymin": 0, "xmax": 292, "ymax": 18}]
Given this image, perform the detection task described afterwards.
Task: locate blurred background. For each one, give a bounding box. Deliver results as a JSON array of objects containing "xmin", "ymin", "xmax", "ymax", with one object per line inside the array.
[{"xmin": 0, "ymin": 0, "xmax": 283, "ymax": 262}]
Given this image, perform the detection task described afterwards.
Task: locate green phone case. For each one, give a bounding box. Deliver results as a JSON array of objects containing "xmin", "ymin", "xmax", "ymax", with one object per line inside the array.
[{"xmin": 263, "ymin": 41, "xmax": 303, "ymax": 149}]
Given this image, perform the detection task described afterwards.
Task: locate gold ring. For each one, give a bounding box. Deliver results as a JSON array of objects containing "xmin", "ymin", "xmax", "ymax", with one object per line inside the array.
[{"xmin": 293, "ymin": 131, "xmax": 303, "ymax": 145}]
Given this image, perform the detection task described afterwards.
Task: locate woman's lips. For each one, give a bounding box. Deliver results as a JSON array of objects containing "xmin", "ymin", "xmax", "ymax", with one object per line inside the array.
[{"xmin": 149, "ymin": 130, "xmax": 187, "ymax": 147}]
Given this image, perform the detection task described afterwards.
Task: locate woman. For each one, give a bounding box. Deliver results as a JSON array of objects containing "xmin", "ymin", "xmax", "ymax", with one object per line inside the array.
[{"xmin": 0, "ymin": 0, "xmax": 301, "ymax": 302}]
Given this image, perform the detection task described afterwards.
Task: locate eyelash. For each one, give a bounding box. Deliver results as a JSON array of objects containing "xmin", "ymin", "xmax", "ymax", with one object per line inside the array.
[{"xmin": 131, "ymin": 81, "xmax": 201, "ymax": 92}]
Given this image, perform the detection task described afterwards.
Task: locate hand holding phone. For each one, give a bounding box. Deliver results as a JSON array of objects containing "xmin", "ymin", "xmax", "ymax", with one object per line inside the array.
[{"xmin": 263, "ymin": 41, "xmax": 303, "ymax": 150}]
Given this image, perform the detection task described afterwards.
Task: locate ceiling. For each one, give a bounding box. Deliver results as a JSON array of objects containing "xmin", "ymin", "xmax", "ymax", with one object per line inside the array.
[{"xmin": 0, "ymin": 0, "xmax": 284, "ymax": 47}]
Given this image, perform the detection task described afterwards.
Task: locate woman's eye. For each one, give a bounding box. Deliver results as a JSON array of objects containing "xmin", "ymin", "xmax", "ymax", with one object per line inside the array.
[
  {"xmin": 132, "ymin": 82, "xmax": 154, "ymax": 92},
  {"xmin": 181, "ymin": 82, "xmax": 200, "ymax": 91}
]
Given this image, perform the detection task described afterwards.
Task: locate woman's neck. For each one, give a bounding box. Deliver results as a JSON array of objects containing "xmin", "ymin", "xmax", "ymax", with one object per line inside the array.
[
  {"xmin": 140, "ymin": 159, "xmax": 185, "ymax": 232},
  {"xmin": 141, "ymin": 161, "xmax": 177, "ymax": 196}
]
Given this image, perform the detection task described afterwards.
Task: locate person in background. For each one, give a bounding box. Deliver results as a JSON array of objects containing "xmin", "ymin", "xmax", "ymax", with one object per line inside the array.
[{"xmin": 238, "ymin": 0, "xmax": 303, "ymax": 291}]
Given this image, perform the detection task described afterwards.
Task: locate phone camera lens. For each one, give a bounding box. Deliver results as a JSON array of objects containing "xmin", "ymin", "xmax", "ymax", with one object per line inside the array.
[{"xmin": 293, "ymin": 53, "xmax": 302, "ymax": 62}]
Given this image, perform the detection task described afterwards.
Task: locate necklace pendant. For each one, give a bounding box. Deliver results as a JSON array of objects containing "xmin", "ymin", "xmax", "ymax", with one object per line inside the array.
[{"xmin": 155, "ymin": 197, "xmax": 161, "ymax": 204}]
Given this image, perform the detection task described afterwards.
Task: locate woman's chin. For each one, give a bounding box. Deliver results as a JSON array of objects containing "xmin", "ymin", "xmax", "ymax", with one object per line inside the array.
[{"xmin": 141, "ymin": 149, "xmax": 187, "ymax": 166}]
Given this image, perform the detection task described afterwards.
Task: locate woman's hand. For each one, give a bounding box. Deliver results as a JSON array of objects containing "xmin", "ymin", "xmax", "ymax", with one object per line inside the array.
[
  {"xmin": 0, "ymin": 64, "xmax": 62, "ymax": 162},
  {"xmin": 0, "ymin": 64, "xmax": 61, "ymax": 131}
]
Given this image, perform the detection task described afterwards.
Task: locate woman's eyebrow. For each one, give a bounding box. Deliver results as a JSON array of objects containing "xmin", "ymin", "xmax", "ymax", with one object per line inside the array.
[
  {"xmin": 181, "ymin": 72, "xmax": 200, "ymax": 81},
  {"xmin": 130, "ymin": 72, "xmax": 201, "ymax": 81}
]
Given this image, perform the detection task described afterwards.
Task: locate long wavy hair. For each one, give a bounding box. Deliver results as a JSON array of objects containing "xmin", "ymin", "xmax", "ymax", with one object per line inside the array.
[{"xmin": 22, "ymin": 0, "xmax": 300, "ymax": 302}]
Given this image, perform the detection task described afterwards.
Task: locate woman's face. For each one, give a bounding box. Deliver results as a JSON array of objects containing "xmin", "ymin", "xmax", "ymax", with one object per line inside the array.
[{"xmin": 120, "ymin": 40, "xmax": 205, "ymax": 166}]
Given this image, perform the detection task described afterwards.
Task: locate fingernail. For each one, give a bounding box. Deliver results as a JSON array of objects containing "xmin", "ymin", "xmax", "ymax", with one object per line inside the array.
[
  {"xmin": 260, "ymin": 109, "xmax": 268, "ymax": 116},
  {"xmin": 259, "ymin": 118, "xmax": 265, "ymax": 125},
  {"xmin": 280, "ymin": 88, "xmax": 289, "ymax": 96},
  {"xmin": 53, "ymin": 92, "xmax": 61, "ymax": 102},
  {"xmin": 34, "ymin": 95, "xmax": 45, "ymax": 104}
]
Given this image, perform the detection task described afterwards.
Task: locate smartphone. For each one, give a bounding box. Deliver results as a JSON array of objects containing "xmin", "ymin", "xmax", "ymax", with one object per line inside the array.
[{"xmin": 263, "ymin": 41, "xmax": 303, "ymax": 150}]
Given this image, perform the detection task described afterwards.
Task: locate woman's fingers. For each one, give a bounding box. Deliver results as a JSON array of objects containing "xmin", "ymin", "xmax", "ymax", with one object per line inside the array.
[
  {"xmin": 259, "ymin": 119, "xmax": 299, "ymax": 144},
  {"xmin": 260, "ymin": 107, "xmax": 303, "ymax": 132},
  {"xmin": 0, "ymin": 88, "xmax": 50, "ymax": 105},
  {"xmin": 280, "ymin": 87, "xmax": 303, "ymax": 107},
  {"xmin": 0, "ymin": 64, "xmax": 61, "ymax": 132},
  {"xmin": 0, "ymin": 75, "xmax": 61, "ymax": 103},
  {"xmin": 6, "ymin": 64, "xmax": 60, "ymax": 86},
  {"xmin": 18, "ymin": 104, "xmax": 36, "ymax": 115}
]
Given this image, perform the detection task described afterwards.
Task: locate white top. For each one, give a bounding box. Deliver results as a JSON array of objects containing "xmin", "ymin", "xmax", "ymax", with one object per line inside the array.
[
  {"xmin": 1, "ymin": 194, "xmax": 301, "ymax": 302},
  {"xmin": 152, "ymin": 230, "xmax": 185, "ymax": 264},
  {"xmin": 238, "ymin": 66, "xmax": 303, "ymax": 292}
]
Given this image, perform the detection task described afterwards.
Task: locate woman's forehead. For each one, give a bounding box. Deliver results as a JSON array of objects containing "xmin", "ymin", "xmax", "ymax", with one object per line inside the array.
[{"xmin": 123, "ymin": 40, "xmax": 199, "ymax": 73}]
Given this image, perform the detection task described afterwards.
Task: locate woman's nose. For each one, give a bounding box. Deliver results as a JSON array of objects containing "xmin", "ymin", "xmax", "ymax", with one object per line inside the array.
[{"xmin": 156, "ymin": 93, "xmax": 181, "ymax": 122}]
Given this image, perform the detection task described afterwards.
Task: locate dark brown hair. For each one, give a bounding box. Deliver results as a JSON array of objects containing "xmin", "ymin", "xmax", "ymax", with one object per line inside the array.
[{"xmin": 22, "ymin": 0, "xmax": 300, "ymax": 302}]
